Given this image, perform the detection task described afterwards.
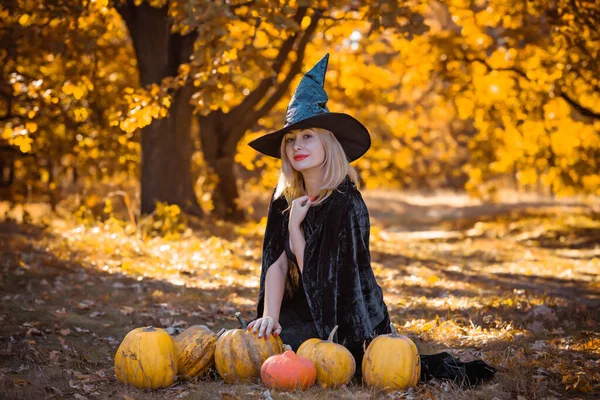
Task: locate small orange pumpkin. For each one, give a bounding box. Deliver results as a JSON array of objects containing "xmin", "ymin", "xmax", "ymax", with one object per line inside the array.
[
  {"xmin": 174, "ymin": 325, "xmax": 224, "ymax": 379},
  {"xmin": 215, "ymin": 312, "xmax": 285, "ymax": 384},
  {"xmin": 260, "ymin": 350, "xmax": 317, "ymax": 391},
  {"xmin": 362, "ymin": 323, "xmax": 420, "ymax": 391},
  {"xmin": 297, "ymin": 325, "xmax": 356, "ymax": 388}
]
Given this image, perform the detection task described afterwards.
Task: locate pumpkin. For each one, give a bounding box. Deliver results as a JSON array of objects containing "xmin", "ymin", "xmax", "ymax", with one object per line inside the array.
[
  {"xmin": 114, "ymin": 326, "xmax": 178, "ymax": 389},
  {"xmin": 297, "ymin": 325, "xmax": 355, "ymax": 388},
  {"xmin": 174, "ymin": 325, "xmax": 225, "ymax": 379},
  {"xmin": 260, "ymin": 350, "xmax": 317, "ymax": 391},
  {"xmin": 215, "ymin": 312, "xmax": 285, "ymax": 384},
  {"xmin": 362, "ymin": 323, "xmax": 420, "ymax": 391}
]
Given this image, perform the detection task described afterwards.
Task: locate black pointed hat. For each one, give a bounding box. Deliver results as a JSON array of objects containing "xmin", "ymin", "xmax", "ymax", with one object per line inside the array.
[{"xmin": 248, "ymin": 53, "xmax": 370, "ymax": 162}]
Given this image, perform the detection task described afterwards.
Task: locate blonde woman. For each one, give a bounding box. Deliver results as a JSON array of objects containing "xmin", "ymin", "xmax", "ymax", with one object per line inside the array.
[
  {"xmin": 247, "ymin": 54, "xmax": 496, "ymax": 385},
  {"xmin": 247, "ymin": 54, "xmax": 390, "ymax": 377}
]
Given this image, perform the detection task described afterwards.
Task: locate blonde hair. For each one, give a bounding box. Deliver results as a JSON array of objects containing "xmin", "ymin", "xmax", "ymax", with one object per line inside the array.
[{"xmin": 274, "ymin": 127, "xmax": 360, "ymax": 209}]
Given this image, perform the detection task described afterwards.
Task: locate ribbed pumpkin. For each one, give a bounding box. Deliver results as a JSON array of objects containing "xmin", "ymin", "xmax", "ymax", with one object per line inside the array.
[
  {"xmin": 260, "ymin": 350, "xmax": 317, "ymax": 391},
  {"xmin": 215, "ymin": 312, "xmax": 285, "ymax": 384},
  {"xmin": 296, "ymin": 325, "xmax": 356, "ymax": 388},
  {"xmin": 174, "ymin": 325, "xmax": 224, "ymax": 379},
  {"xmin": 114, "ymin": 326, "xmax": 178, "ymax": 389},
  {"xmin": 362, "ymin": 323, "xmax": 420, "ymax": 391}
]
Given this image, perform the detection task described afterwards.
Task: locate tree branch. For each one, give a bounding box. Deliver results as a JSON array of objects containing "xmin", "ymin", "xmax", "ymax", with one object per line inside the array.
[
  {"xmin": 227, "ymin": 10, "xmax": 322, "ymax": 149},
  {"xmin": 471, "ymin": 57, "xmax": 599, "ymax": 120},
  {"xmin": 230, "ymin": 7, "xmax": 308, "ymax": 118},
  {"xmin": 556, "ymin": 89, "xmax": 600, "ymax": 120},
  {"xmin": 228, "ymin": 1, "xmax": 255, "ymax": 11}
]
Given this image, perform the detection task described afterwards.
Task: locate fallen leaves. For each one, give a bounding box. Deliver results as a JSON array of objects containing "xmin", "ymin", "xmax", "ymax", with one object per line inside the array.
[
  {"xmin": 1, "ymin": 201, "xmax": 598, "ymax": 399},
  {"xmin": 48, "ymin": 350, "xmax": 61, "ymax": 364},
  {"xmin": 119, "ymin": 306, "xmax": 135, "ymax": 315},
  {"xmin": 562, "ymin": 372, "xmax": 594, "ymax": 393}
]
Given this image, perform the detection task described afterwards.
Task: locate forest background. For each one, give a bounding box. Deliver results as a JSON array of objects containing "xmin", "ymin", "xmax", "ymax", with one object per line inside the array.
[{"xmin": 0, "ymin": 0, "xmax": 599, "ymax": 399}]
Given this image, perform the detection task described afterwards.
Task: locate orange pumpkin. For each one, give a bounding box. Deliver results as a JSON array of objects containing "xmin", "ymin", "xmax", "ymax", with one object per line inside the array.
[
  {"xmin": 260, "ymin": 350, "xmax": 316, "ymax": 391},
  {"xmin": 114, "ymin": 326, "xmax": 178, "ymax": 389},
  {"xmin": 215, "ymin": 312, "xmax": 285, "ymax": 384},
  {"xmin": 297, "ymin": 325, "xmax": 356, "ymax": 388},
  {"xmin": 174, "ymin": 325, "xmax": 224, "ymax": 379},
  {"xmin": 362, "ymin": 323, "xmax": 420, "ymax": 391}
]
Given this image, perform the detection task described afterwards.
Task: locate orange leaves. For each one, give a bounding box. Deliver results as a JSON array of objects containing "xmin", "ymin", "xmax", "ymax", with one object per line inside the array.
[
  {"xmin": 562, "ymin": 373, "xmax": 594, "ymax": 393},
  {"xmin": 18, "ymin": 14, "xmax": 32, "ymax": 27},
  {"xmin": 253, "ymin": 31, "xmax": 270, "ymax": 48},
  {"xmin": 1, "ymin": 0, "xmax": 597, "ymax": 201},
  {"xmin": 25, "ymin": 122, "xmax": 37, "ymax": 133},
  {"xmin": 108, "ymin": 84, "xmax": 172, "ymax": 134},
  {"xmin": 517, "ymin": 168, "xmax": 538, "ymax": 186},
  {"xmin": 543, "ymin": 98, "xmax": 570, "ymax": 121},
  {"xmin": 61, "ymin": 82, "xmax": 84, "ymax": 100},
  {"xmin": 12, "ymin": 135, "xmax": 33, "ymax": 153},
  {"xmin": 472, "ymin": 70, "xmax": 515, "ymax": 103},
  {"xmin": 454, "ymin": 96, "xmax": 475, "ymax": 120}
]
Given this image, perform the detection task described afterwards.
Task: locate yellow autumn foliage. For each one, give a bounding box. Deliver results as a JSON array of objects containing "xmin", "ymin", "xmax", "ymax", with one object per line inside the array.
[{"xmin": 1, "ymin": 0, "xmax": 598, "ymax": 204}]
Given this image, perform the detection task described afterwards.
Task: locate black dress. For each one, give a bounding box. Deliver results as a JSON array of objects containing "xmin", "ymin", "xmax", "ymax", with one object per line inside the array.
[
  {"xmin": 279, "ymin": 214, "xmax": 390, "ymax": 377},
  {"xmin": 254, "ymin": 179, "xmax": 497, "ymax": 386},
  {"xmin": 277, "ymin": 229, "xmax": 319, "ymax": 351}
]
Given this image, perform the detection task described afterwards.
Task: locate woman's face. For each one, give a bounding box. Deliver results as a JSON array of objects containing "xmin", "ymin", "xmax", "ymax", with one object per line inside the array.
[{"xmin": 284, "ymin": 129, "xmax": 325, "ymax": 172}]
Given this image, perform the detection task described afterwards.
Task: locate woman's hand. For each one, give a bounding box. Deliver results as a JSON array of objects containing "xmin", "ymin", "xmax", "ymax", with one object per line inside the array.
[
  {"xmin": 289, "ymin": 195, "xmax": 316, "ymax": 229},
  {"xmin": 247, "ymin": 316, "xmax": 282, "ymax": 338}
]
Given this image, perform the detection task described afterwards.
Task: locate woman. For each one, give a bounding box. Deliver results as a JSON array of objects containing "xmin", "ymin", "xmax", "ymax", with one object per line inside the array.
[
  {"xmin": 247, "ymin": 54, "xmax": 496, "ymax": 386},
  {"xmin": 252, "ymin": 127, "xmax": 388, "ymax": 368}
]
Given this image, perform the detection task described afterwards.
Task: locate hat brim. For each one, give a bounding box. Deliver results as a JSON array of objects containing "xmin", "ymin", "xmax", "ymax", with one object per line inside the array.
[{"xmin": 248, "ymin": 113, "xmax": 370, "ymax": 162}]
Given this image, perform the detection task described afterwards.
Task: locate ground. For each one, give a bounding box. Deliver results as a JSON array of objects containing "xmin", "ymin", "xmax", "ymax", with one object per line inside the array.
[{"xmin": 0, "ymin": 190, "xmax": 598, "ymax": 399}]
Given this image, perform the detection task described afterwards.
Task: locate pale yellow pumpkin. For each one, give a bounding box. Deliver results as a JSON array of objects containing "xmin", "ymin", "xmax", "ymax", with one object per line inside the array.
[
  {"xmin": 362, "ymin": 323, "xmax": 420, "ymax": 391},
  {"xmin": 215, "ymin": 312, "xmax": 285, "ymax": 384},
  {"xmin": 297, "ymin": 325, "xmax": 356, "ymax": 388},
  {"xmin": 175, "ymin": 325, "xmax": 223, "ymax": 379},
  {"xmin": 114, "ymin": 326, "xmax": 178, "ymax": 389}
]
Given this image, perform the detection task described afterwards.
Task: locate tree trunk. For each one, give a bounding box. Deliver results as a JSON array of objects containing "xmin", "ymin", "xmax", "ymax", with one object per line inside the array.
[
  {"xmin": 140, "ymin": 82, "xmax": 202, "ymax": 216},
  {"xmin": 198, "ymin": 111, "xmax": 245, "ymax": 221},
  {"xmin": 196, "ymin": 7, "xmax": 320, "ymax": 222},
  {"xmin": 117, "ymin": 1, "xmax": 202, "ymax": 217}
]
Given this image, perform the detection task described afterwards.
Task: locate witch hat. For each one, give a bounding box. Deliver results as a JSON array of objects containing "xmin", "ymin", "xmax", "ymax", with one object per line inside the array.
[{"xmin": 248, "ymin": 53, "xmax": 370, "ymax": 162}]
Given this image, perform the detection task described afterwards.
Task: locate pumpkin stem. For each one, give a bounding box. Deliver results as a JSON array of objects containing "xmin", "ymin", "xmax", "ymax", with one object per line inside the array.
[
  {"xmin": 390, "ymin": 322, "xmax": 399, "ymax": 337},
  {"xmin": 216, "ymin": 328, "xmax": 227, "ymax": 337},
  {"xmin": 142, "ymin": 326, "xmax": 155, "ymax": 332},
  {"xmin": 234, "ymin": 311, "xmax": 247, "ymax": 329},
  {"xmin": 327, "ymin": 325, "xmax": 339, "ymax": 342}
]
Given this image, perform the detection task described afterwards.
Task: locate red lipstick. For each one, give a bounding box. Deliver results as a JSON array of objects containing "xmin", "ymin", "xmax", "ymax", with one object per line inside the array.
[{"xmin": 294, "ymin": 154, "xmax": 308, "ymax": 161}]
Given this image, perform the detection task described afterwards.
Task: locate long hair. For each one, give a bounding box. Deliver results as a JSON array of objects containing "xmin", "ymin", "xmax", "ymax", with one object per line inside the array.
[{"xmin": 273, "ymin": 127, "xmax": 360, "ymax": 210}]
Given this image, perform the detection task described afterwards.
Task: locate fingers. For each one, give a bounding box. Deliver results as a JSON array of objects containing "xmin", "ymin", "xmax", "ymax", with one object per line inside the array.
[
  {"xmin": 296, "ymin": 195, "xmax": 309, "ymax": 207},
  {"xmin": 264, "ymin": 318, "xmax": 275, "ymax": 337},
  {"xmin": 251, "ymin": 317, "xmax": 269, "ymax": 338},
  {"xmin": 257, "ymin": 319, "xmax": 265, "ymax": 338},
  {"xmin": 249, "ymin": 318, "xmax": 263, "ymax": 334},
  {"xmin": 257, "ymin": 317, "xmax": 271, "ymax": 338},
  {"xmin": 299, "ymin": 195, "xmax": 315, "ymax": 207},
  {"xmin": 247, "ymin": 317, "xmax": 280, "ymax": 339}
]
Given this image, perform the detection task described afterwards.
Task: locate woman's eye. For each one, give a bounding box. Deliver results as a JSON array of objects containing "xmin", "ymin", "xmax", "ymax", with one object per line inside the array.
[{"xmin": 304, "ymin": 134, "xmax": 311, "ymax": 139}]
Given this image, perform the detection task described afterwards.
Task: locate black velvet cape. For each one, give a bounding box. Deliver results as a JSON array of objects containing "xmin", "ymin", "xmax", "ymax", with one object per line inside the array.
[
  {"xmin": 256, "ymin": 176, "xmax": 390, "ymax": 350},
  {"xmin": 254, "ymin": 176, "xmax": 497, "ymax": 387}
]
